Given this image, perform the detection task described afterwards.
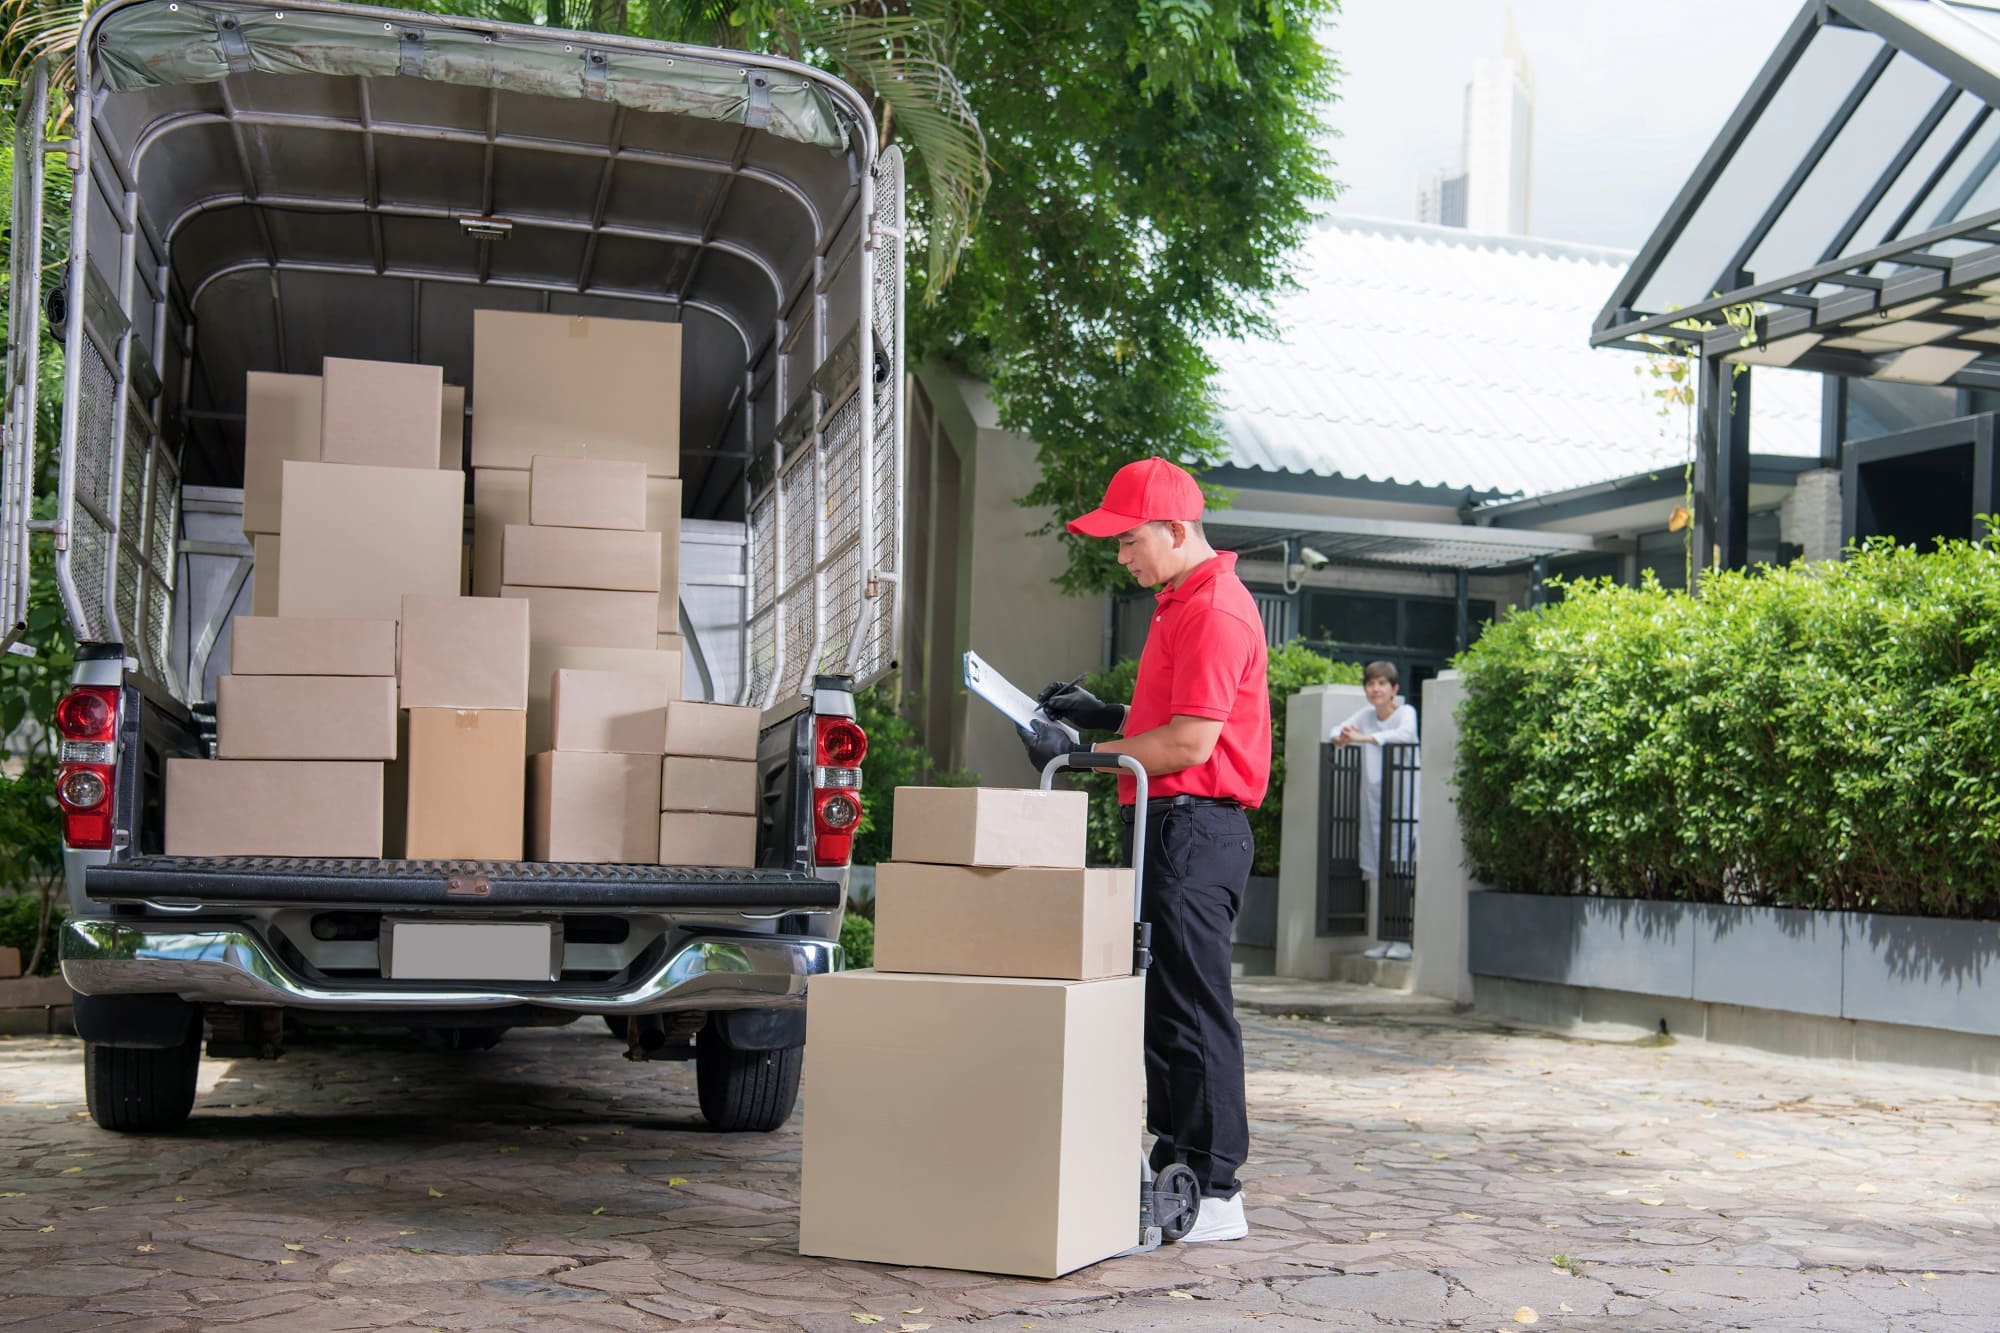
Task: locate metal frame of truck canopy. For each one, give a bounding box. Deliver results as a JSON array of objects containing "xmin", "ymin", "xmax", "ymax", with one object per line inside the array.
[{"xmin": 41, "ymin": 0, "xmax": 902, "ymax": 707}]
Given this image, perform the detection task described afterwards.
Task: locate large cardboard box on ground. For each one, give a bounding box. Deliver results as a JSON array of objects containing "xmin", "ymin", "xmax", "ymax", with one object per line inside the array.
[
  {"xmin": 215, "ymin": 675, "xmax": 398, "ymax": 760},
  {"xmin": 231, "ymin": 617, "xmax": 396, "ymax": 678},
  {"xmin": 657, "ymin": 811, "xmax": 755, "ymax": 867},
  {"xmin": 502, "ymin": 525, "xmax": 661, "ymax": 592},
  {"xmin": 470, "ymin": 311, "xmax": 682, "ymax": 476},
  {"xmin": 406, "ymin": 708, "xmax": 527, "ymax": 860},
  {"xmin": 166, "ymin": 759, "xmax": 384, "ymax": 857},
  {"xmin": 277, "ymin": 461, "xmax": 463, "ymax": 622},
  {"xmin": 872, "ymin": 864, "xmax": 1135, "ymax": 981},
  {"xmin": 440, "ymin": 385, "xmax": 466, "ymax": 471},
  {"xmin": 527, "ymin": 644, "xmax": 682, "ymax": 753},
  {"xmin": 530, "ymin": 456, "xmax": 647, "ymax": 531},
  {"xmin": 890, "ymin": 787, "xmax": 1089, "ymax": 869},
  {"xmin": 251, "ymin": 534, "xmax": 281, "ymax": 617},
  {"xmin": 503, "ymin": 585, "xmax": 656, "ymax": 651},
  {"xmin": 474, "ymin": 469, "xmax": 680, "ymax": 605},
  {"xmin": 660, "ymin": 756, "xmax": 756, "ymax": 815},
  {"xmin": 530, "ymin": 751, "xmax": 662, "ymax": 863},
  {"xmin": 320, "ymin": 358, "xmax": 444, "ymax": 469},
  {"xmin": 550, "ymin": 669, "xmax": 671, "ymax": 754},
  {"xmin": 663, "ymin": 701, "xmax": 759, "ymax": 760},
  {"xmin": 799, "ymin": 970, "xmax": 1143, "ymax": 1277},
  {"xmin": 399, "ymin": 595, "xmax": 530, "ymax": 710},
  {"xmin": 242, "ymin": 372, "xmax": 321, "ymax": 536}
]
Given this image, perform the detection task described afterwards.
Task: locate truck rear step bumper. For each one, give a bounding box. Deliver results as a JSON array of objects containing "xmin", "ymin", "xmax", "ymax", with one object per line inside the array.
[
  {"xmin": 61, "ymin": 919, "xmax": 841, "ymax": 1014},
  {"xmin": 84, "ymin": 855, "xmax": 842, "ymax": 912}
]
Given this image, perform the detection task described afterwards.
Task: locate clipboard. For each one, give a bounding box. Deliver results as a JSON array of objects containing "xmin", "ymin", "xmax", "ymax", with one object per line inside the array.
[{"xmin": 963, "ymin": 650, "xmax": 1080, "ymax": 743}]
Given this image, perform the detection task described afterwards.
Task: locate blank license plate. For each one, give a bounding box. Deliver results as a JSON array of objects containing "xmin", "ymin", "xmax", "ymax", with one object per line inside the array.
[{"xmin": 384, "ymin": 921, "xmax": 554, "ymax": 982}]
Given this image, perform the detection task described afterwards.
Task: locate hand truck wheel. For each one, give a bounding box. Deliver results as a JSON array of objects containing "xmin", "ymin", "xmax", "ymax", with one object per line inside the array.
[{"xmin": 1155, "ymin": 1163, "xmax": 1201, "ymax": 1242}]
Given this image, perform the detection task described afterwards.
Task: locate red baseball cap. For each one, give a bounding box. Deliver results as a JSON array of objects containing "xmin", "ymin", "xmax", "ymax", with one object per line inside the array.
[{"xmin": 1066, "ymin": 456, "xmax": 1206, "ymax": 538}]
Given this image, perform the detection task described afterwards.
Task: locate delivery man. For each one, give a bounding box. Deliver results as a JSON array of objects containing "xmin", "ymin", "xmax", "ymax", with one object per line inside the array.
[{"xmin": 1016, "ymin": 455, "xmax": 1270, "ymax": 1245}]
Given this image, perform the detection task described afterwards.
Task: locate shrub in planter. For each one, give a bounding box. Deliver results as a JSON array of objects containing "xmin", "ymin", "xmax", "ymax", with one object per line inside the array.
[{"xmin": 1456, "ymin": 535, "xmax": 2000, "ymax": 918}]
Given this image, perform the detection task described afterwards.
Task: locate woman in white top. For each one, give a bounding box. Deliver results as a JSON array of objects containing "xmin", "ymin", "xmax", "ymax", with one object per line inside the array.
[{"xmin": 1331, "ymin": 660, "xmax": 1419, "ymax": 897}]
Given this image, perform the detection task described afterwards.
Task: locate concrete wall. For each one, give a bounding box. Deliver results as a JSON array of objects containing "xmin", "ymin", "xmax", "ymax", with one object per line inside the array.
[
  {"xmin": 1410, "ymin": 670, "xmax": 1480, "ymax": 1004},
  {"xmin": 1276, "ymin": 683, "xmax": 1368, "ymax": 978},
  {"xmin": 1780, "ymin": 467, "xmax": 1842, "ymax": 563}
]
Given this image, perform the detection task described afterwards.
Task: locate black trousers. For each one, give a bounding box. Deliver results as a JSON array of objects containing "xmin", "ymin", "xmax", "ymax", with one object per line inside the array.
[{"xmin": 1127, "ymin": 801, "xmax": 1253, "ymax": 1199}]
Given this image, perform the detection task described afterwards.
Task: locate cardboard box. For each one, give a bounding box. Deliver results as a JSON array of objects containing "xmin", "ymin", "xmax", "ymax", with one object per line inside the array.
[
  {"xmin": 530, "ymin": 751, "xmax": 662, "ymax": 864},
  {"xmin": 530, "ymin": 456, "xmax": 647, "ymax": 530},
  {"xmin": 216, "ymin": 675, "xmax": 398, "ymax": 760},
  {"xmin": 399, "ymin": 595, "xmax": 531, "ymax": 711},
  {"xmin": 470, "ymin": 310, "xmax": 681, "ymax": 476},
  {"xmin": 659, "ymin": 756, "xmax": 756, "ymax": 815},
  {"xmin": 526, "ymin": 644, "xmax": 682, "ymax": 753},
  {"xmin": 502, "ymin": 525, "xmax": 660, "ymax": 593},
  {"xmin": 320, "ymin": 357, "xmax": 444, "ymax": 469},
  {"xmin": 799, "ymin": 971, "xmax": 1143, "ymax": 1277},
  {"xmin": 472, "ymin": 468, "xmax": 530, "ymax": 598},
  {"xmin": 550, "ymin": 669, "xmax": 672, "ymax": 754},
  {"xmin": 405, "ymin": 708, "xmax": 527, "ymax": 860},
  {"xmin": 231, "ymin": 617, "xmax": 396, "ymax": 678},
  {"xmin": 502, "ymin": 585, "xmax": 656, "ymax": 651},
  {"xmin": 657, "ymin": 632, "xmax": 686, "ymax": 654},
  {"xmin": 890, "ymin": 787, "xmax": 1089, "ymax": 869},
  {"xmin": 873, "ymin": 863, "xmax": 1135, "ymax": 981},
  {"xmin": 277, "ymin": 461, "xmax": 463, "ymax": 622},
  {"xmin": 166, "ymin": 758, "xmax": 384, "ymax": 857},
  {"xmin": 663, "ymin": 701, "xmax": 759, "ymax": 759},
  {"xmin": 647, "ymin": 480, "xmax": 683, "ymax": 630},
  {"xmin": 242, "ymin": 372, "xmax": 321, "ymax": 536},
  {"xmin": 251, "ymin": 533, "xmax": 281, "ymax": 617},
  {"xmin": 440, "ymin": 385, "xmax": 466, "ymax": 471},
  {"xmin": 0, "ymin": 945, "xmax": 21, "ymax": 978},
  {"xmin": 476, "ymin": 470, "xmax": 678, "ymax": 601},
  {"xmin": 657, "ymin": 811, "xmax": 756, "ymax": 868}
]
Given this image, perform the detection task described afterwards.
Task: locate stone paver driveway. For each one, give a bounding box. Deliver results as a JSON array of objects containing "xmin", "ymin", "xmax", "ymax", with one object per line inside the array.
[{"xmin": 2, "ymin": 1004, "xmax": 1996, "ymax": 1331}]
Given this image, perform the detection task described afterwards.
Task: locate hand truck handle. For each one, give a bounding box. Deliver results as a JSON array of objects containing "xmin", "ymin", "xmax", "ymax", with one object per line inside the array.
[{"xmin": 1038, "ymin": 751, "xmax": 1149, "ymax": 942}]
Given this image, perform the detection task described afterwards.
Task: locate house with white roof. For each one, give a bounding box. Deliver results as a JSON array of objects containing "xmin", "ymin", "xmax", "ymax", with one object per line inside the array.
[{"xmin": 907, "ymin": 215, "xmax": 1835, "ymax": 787}]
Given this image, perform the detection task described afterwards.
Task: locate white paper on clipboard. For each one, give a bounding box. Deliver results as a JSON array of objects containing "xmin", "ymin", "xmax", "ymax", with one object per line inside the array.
[{"xmin": 963, "ymin": 651, "xmax": 1079, "ymax": 743}]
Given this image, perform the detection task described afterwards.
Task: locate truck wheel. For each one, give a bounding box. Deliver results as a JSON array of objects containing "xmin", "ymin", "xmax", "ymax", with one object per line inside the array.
[
  {"xmin": 84, "ymin": 1027, "xmax": 201, "ymax": 1133},
  {"xmin": 695, "ymin": 1024, "xmax": 802, "ymax": 1132}
]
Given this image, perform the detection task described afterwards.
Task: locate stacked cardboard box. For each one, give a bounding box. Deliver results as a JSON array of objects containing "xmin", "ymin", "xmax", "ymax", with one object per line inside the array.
[
  {"xmin": 398, "ymin": 594, "xmax": 531, "ymax": 859},
  {"xmin": 658, "ymin": 701, "xmax": 760, "ymax": 868},
  {"xmin": 176, "ymin": 355, "xmax": 472, "ymax": 856},
  {"xmin": 529, "ymin": 667, "xmax": 669, "ymax": 864},
  {"xmin": 799, "ymin": 787, "xmax": 1143, "ymax": 1278}
]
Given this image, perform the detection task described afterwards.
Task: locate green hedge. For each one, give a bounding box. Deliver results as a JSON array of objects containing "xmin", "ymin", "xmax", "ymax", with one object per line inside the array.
[
  {"xmin": 1079, "ymin": 641, "xmax": 1359, "ymax": 874},
  {"xmin": 1455, "ymin": 536, "xmax": 2000, "ymax": 918}
]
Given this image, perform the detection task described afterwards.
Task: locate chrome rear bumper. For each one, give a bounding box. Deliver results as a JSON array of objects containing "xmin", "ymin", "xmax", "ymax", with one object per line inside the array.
[{"xmin": 60, "ymin": 919, "xmax": 840, "ymax": 1013}]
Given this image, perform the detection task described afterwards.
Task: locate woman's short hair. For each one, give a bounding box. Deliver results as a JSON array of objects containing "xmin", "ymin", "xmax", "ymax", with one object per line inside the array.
[{"xmin": 1363, "ymin": 660, "xmax": 1399, "ymax": 688}]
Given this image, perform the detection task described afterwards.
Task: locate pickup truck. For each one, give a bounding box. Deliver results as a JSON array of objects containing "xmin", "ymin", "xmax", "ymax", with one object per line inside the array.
[{"xmin": 2, "ymin": 0, "xmax": 904, "ymax": 1134}]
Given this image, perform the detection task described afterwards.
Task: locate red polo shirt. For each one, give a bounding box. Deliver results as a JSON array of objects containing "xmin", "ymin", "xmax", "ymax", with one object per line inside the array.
[{"xmin": 1119, "ymin": 552, "xmax": 1271, "ymax": 807}]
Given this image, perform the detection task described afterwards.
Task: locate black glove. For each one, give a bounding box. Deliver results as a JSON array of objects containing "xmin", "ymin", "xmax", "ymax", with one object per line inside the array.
[
  {"xmin": 1017, "ymin": 719, "xmax": 1079, "ymax": 772},
  {"xmin": 1036, "ymin": 681, "xmax": 1125, "ymax": 732}
]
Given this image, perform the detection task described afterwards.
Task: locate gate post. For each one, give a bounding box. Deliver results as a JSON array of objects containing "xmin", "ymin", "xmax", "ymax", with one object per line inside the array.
[
  {"xmin": 1410, "ymin": 671, "xmax": 1483, "ymax": 1003},
  {"xmin": 1276, "ymin": 683, "xmax": 1366, "ymax": 978}
]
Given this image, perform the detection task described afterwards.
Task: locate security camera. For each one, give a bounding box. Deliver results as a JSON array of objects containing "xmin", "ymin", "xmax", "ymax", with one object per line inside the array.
[{"xmin": 1298, "ymin": 546, "xmax": 1330, "ymax": 571}]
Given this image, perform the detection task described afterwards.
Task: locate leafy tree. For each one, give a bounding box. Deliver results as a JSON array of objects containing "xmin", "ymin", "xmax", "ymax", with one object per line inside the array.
[{"xmin": 912, "ymin": 1, "xmax": 1341, "ymax": 592}]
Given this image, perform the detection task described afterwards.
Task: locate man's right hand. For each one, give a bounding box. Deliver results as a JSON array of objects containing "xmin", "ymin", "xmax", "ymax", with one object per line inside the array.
[{"xmin": 1037, "ymin": 680, "xmax": 1125, "ymax": 732}]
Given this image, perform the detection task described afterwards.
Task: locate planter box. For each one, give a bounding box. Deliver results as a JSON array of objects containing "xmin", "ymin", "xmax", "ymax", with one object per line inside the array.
[{"xmin": 1470, "ymin": 892, "xmax": 1999, "ymax": 1036}]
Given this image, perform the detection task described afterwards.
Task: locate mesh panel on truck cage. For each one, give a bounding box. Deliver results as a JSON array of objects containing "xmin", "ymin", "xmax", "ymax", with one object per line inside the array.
[
  {"xmin": 66, "ymin": 337, "xmax": 121, "ymax": 643},
  {"xmin": 776, "ymin": 452, "xmax": 818, "ymax": 697},
  {"xmin": 856, "ymin": 145, "xmax": 905, "ymax": 685},
  {"xmin": 814, "ymin": 391, "xmax": 863, "ymax": 672},
  {"xmin": 744, "ymin": 489, "xmax": 779, "ymax": 707}
]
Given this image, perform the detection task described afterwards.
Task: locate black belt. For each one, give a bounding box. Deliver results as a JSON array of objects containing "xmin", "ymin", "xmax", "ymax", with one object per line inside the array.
[{"xmin": 1119, "ymin": 794, "xmax": 1240, "ymax": 823}]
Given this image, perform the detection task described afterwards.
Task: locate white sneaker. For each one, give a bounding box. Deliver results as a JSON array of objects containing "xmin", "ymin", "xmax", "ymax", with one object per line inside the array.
[
  {"xmin": 1179, "ymin": 1192, "xmax": 1248, "ymax": 1243},
  {"xmin": 1384, "ymin": 941, "xmax": 1412, "ymax": 961},
  {"xmin": 1362, "ymin": 942, "xmax": 1391, "ymax": 960}
]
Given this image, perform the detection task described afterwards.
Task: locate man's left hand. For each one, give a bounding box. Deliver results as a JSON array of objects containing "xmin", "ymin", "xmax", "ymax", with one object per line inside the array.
[{"xmin": 1017, "ymin": 719, "xmax": 1078, "ymax": 772}]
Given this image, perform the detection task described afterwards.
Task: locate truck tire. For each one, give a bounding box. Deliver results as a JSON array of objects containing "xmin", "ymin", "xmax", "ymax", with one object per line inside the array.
[
  {"xmin": 695, "ymin": 1024, "xmax": 802, "ymax": 1132},
  {"xmin": 84, "ymin": 1027, "xmax": 201, "ymax": 1133}
]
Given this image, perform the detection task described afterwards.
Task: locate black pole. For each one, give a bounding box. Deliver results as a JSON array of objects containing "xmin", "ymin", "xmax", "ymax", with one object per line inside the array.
[{"xmin": 1454, "ymin": 570, "xmax": 1470, "ymax": 653}]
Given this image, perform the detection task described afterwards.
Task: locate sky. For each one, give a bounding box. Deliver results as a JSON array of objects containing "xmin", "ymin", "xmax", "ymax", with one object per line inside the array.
[{"xmin": 1321, "ymin": 0, "xmax": 1806, "ymax": 251}]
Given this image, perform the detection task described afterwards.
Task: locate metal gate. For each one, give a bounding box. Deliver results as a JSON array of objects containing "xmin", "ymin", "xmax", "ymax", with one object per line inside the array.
[
  {"xmin": 1377, "ymin": 742, "xmax": 1421, "ymax": 944},
  {"xmin": 1318, "ymin": 743, "xmax": 1366, "ymax": 934}
]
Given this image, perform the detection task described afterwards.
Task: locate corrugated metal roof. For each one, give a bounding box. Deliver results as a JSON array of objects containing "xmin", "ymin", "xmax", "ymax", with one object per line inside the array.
[{"xmin": 1212, "ymin": 216, "xmax": 1823, "ymax": 499}]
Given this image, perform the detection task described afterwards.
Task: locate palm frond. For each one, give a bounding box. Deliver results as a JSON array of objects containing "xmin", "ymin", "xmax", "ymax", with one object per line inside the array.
[{"xmin": 1, "ymin": 0, "xmax": 86, "ymax": 107}]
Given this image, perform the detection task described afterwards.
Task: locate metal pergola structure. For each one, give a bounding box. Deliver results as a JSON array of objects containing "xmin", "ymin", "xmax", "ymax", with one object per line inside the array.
[{"xmin": 1593, "ymin": 0, "xmax": 2000, "ymax": 573}]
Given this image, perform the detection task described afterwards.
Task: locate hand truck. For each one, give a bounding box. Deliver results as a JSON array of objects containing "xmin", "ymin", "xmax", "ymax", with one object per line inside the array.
[{"xmin": 1039, "ymin": 750, "xmax": 1202, "ymax": 1251}]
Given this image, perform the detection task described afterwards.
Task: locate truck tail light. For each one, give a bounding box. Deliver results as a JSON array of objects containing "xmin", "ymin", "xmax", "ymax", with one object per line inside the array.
[
  {"xmin": 55, "ymin": 685, "xmax": 119, "ymax": 850},
  {"xmin": 812, "ymin": 715, "xmax": 867, "ymax": 866}
]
